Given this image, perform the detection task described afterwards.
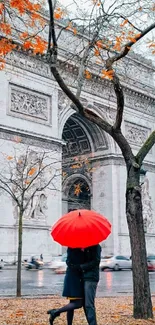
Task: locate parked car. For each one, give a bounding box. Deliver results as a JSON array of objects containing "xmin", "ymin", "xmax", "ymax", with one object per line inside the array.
[
  {"xmin": 100, "ymin": 255, "xmax": 132, "ymax": 271},
  {"xmin": 147, "ymin": 255, "xmax": 155, "ymax": 271},
  {"xmin": 49, "ymin": 253, "xmax": 67, "ymax": 273}
]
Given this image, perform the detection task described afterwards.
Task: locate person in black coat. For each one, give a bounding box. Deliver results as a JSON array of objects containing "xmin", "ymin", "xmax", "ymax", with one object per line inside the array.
[
  {"xmin": 67, "ymin": 244, "xmax": 101, "ymax": 325},
  {"xmin": 47, "ymin": 247, "xmax": 84, "ymax": 325}
]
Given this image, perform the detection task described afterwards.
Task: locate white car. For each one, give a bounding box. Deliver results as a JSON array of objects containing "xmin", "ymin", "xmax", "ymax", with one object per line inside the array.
[
  {"xmin": 49, "ymin": 253, "xmax": 67, "ymax": 273},
  {"xmin": 100, "ymin": 255, "xmax": 132, "ymax": 271}
]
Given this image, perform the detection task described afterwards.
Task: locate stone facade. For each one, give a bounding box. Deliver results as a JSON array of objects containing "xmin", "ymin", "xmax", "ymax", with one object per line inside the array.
[{"xmin": 0, "ymin": 38, "xmax": 155, "ymax": 261}]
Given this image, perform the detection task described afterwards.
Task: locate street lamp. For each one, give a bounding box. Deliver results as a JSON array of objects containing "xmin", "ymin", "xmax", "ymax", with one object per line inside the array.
[{"xmin": 140, "ymin": 166, "xmax": 147, "ymax": 185}]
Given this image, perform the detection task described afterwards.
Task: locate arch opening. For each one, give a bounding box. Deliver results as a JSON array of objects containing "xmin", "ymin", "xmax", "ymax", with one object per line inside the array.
[
  {"xmin": 62, "ymin": 112, "xmax": 107, "ymax": 213},
  {"xmin": 68, "ymin": 178, "xmax": 91, "ymax": 212}
]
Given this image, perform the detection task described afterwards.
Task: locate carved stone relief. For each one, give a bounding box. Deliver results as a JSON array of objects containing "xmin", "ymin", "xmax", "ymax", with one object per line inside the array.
[
  {"xmin": 125, "ymin": 91, "xmax": 155, "ymax": 116},
  {"xmin": 7, "ymin": 51, "xmax": 51, "ymax": 79},
  {"xmin": 23, "ymin": 192, "xmax": 48, "ymax": 221},
  {"xmin": 58, "ymin": 89, "xmax": 71, "ymax": 112},
  {"xmin": 13, "ymin": 150, "xmax": 48, "ymax": 223},
  {"xmin": 9, "ymin": 84, "xmax": 51, "ymax": 124},
  {"xmin": 125, "ymin": 121, "xmax": 151, "ymax": 147}
]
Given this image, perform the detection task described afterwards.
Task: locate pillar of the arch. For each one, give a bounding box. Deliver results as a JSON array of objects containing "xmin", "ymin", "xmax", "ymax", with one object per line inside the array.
[{"xmin": 91, "ymin": 160, "xmax": 120, "ymax": 255}]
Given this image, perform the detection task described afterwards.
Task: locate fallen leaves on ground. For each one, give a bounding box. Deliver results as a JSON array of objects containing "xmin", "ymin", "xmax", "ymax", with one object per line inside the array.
[{"xmin": 1, "ymin": 296, "xmax": 155, "ymax": 324}]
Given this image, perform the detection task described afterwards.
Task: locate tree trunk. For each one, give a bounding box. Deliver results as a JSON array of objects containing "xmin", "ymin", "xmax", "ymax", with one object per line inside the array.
[
  {"xmin": 16, "ymin": 209, "xmax": 23, "ymax": 297},
  {"xmin": 126, "ymin": 168, "xmax": 153, "ymax": 319}
]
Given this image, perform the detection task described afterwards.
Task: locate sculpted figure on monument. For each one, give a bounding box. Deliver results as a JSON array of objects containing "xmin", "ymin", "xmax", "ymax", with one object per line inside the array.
[
  {"xmin": 13, "ymin": 150, "xmax": 47, "ymax": 222},
  {"xmin": 141, "ymin": 177, "xmax": 153, "ymax": 232}
]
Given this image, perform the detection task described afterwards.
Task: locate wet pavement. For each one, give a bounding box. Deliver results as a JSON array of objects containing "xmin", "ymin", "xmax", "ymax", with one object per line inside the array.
[{"xmin": 1, "ymin": 269, "xmax": 155, "ymax": 297}]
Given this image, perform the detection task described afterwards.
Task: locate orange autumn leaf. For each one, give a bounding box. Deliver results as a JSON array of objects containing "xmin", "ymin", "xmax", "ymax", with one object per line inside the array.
[
  {"xmin": 126, "ymin": 33, "xmax": 141, "ymax": 44},
  {"xmin": 66, "ymin": 22, "xmax": 73, "ymax": 30},
  {"xmin": 149, "ymin": 43, "xmax": 155, "ymax": 48},
  {"xmin": 74, "ymin": 183, "xmax": 82, "ymax": 196},
  {"xmin": 10, "ymin": 0, "xmax": 25, "ymax": 14},
  {"xmin": 96, "ymin": 40, "xmax": 103, "ymax": 48},
  {"xmin": 20, "ymin": 32, "xmax": 29, "ymax": 40},
  {"xmin": 32, "ymin": 3, "xmax": 41, "ymax": 11},
  {"xmin": 73, "ymin": 28, "xmax": 77, "ymax": 35},
  {"xmin": 23, "ymin": 36, "xmax": 47, "ymax": 54},
  {"xmin": 28, "ymin": 167, "xmax": 37, "ymax": 176},
  {"xmin": 0, "ymin": 23, "xmax": 11, "ymax": 35},
  {"xmin": 101, "ymin": 69, "xmax": 114, "ymax": 80},
  {"xmin": 0, "ymin": 3, "xmax": 4, "ymax": 14},
  {"xmin": 94, "ymin": 48, "xmax": 100, "ymax": 56},
  {"xmin": 32, "ymin": 37, "xmax": 47, "ymax": 54},
  {"xmin": 54, "ymin": 8, "xmax": 64, "ymax": 20},
  {"xmin": 120, "ymin": 19, "xmax": 128, "ymax": 27},
  {"xmin": 84, "ymin": 70, "xmax": 92, "ymax": 79},
  {"xmin": 0, "ymin": 39, "xmax": 16, "ymax": 56},
  {"xmin": 23, "ymin": 40, "xmax": 33, "ymax": 50},
  {"xmin": 113, "ymin": 42, "xmax": 121, "ymax": 51},
  {"xmin": 16, "ymin": 310, "xmax": 24, "ymax": 316},
  {"xmin": 92, "ymin": 0, "xmax": 101, "ymax": 5},
  {"xmin": 71, "ymin": 164, "xmax": 81, "ymax": 169},
  {"xmin": 0, "ymin": 58, "xmax": 5, "ymax": 70},
  {"xmin": 7, "ymin": 156, "xmax": 13, "ymax": 160},
  {"xmin": 31, "ymin": 11, "xmax": 43, "ymax": 21},
  {"xmin": 10, "ymin": 0, "xmax": 41, "ymax": 17}
]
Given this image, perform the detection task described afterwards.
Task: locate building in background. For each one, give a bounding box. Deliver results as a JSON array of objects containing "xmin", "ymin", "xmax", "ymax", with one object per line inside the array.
[{"xmin": 0, "ymin": 26, "xmax": 155, "ymax": 261}]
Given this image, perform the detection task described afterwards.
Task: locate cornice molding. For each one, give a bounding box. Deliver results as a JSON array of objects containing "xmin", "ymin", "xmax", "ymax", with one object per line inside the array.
[
  {"xmin": 6, "ymin": 50, "xmax": 155, "ymax": 117},
  {"xmin": 0, "ymin": 125, "xmax": 64, "ymax": 150}
]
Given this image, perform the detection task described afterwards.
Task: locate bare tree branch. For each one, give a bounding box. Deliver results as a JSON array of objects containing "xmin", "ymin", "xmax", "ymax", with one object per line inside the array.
[
  {"xmin": 136, "ymin": 131, "xmax": 155, "ymax": 166},
  {"xmin": 75, "ymin": 32, "xmax": 98, "ymax": 99},
  {"xmin": 0, "ymin": 178, "xmax": 20, "ymax": 205},
  {"xmin": 47, "ymin": 0, "xmax": 57, "ymax": 58},
  {"xmin": 106, "ymin": 22, "xmax": 155, "ymax": 66},
  {"xmin": 111, "ymin": 73, "xmax": 124, "ymax": 129}
]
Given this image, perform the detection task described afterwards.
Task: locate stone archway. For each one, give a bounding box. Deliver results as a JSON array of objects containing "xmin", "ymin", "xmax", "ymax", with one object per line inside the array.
[
  {"xmin": 62, "ymin": 174, "xmax": 92, "ymax": 213},
  {"xmin": 62, "ymin": 112, "xmax": 107, "ymax": 214}
]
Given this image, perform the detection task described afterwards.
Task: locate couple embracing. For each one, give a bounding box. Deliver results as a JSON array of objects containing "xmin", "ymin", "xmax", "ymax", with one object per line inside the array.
[{"xmin": 47, "ymin": 244, "xmax": 101, "ymax": 325}]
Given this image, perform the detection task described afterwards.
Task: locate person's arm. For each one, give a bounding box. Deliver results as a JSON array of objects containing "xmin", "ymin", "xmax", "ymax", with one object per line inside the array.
[
  {"xmin": 66, "ymin": 248, "xmax": 81, "ymax": 270},
  {"xmin": 80, "ymin": 245, "xmax": 101, "ymax": 272}
]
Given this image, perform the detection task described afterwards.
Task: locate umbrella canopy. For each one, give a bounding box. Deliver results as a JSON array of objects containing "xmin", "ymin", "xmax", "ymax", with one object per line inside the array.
[{"xmin": 51, "ymin": 209, "xmax": 111, "ymax": 248}]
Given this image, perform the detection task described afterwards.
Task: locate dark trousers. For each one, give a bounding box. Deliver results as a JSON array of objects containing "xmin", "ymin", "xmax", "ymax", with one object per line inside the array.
[{"xmin": 83, "ymin": 281, "xmax": 98, "ymax": 325}]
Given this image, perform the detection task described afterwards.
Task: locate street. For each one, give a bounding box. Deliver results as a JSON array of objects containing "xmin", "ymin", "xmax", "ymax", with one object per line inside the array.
[{"xmin": 1, "ymin": 269, "xmax": 155, "ymax": 297}]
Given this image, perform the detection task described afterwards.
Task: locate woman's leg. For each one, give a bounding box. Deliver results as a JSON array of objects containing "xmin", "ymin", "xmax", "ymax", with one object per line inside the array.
[
  {"xmin": 47, "ymin": 299, "xmax": 83, "ymax": 325},
  {"xmin": 58, "ymin": 299, "xmax": 83, "ymax": 313},
  {"xmin": 67, "ymin": 308, "xmax": 74, "ymax": 325}
]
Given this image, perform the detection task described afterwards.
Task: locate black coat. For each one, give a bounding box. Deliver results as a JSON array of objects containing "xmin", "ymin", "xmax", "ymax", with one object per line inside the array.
[
  {"xmin": 66, "ymin": 245, "xmax": 102, "ymax": 283},
  {"xmin": 62, "ymin": 248, "xmax": 85, "ymax": 298},
  {"xmin": 81, "ymin": 245, "xmax": 101, "ymax": 282}
]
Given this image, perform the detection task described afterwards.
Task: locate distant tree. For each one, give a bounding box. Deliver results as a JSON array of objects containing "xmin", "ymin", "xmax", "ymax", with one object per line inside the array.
[{"xmin": 0, "ymin": 141, "xmax": 60, "ymax": 297}]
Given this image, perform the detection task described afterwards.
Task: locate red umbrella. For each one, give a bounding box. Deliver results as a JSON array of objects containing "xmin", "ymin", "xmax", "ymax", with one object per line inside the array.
[{"xmin": 51, "ymin": 209, "xmax": 111, "ymax": 248}]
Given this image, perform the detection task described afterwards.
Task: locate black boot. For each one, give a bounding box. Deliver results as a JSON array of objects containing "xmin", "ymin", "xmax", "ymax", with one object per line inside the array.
[{"xmin": 47, "ymin": 309, "xmax": 60, "ymax": 324}]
